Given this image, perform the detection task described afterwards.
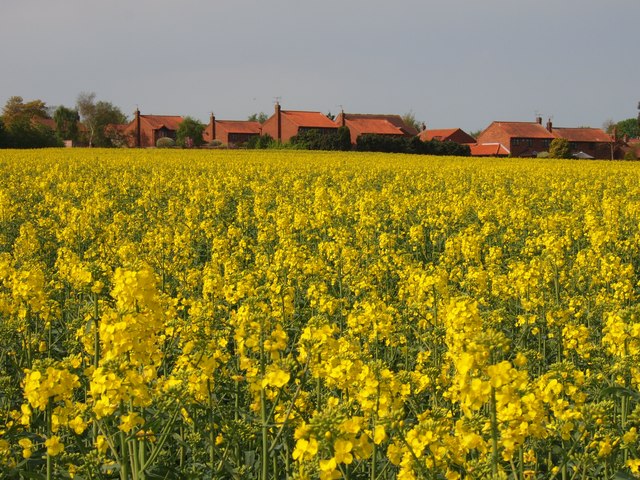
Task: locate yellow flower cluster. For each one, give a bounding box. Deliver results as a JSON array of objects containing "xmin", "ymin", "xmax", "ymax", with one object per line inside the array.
[{"xmin": 1, "ymin": 149, "xmax": 640, "ymax": 479}]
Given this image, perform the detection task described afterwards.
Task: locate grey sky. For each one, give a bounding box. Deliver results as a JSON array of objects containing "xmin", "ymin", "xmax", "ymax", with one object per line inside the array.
[{"xmin": 1, "ymin": 0, "xmax": 637, "ymax": 132}]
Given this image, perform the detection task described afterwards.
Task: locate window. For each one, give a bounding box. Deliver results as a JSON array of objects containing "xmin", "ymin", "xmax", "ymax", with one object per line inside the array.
[{"xmin": 512, "ymin": 138, "xmax": 533, "ymax": 147}]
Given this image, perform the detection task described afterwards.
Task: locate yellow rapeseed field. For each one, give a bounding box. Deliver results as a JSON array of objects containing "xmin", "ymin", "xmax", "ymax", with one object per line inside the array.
[{"xmin": 1, "ymin": 148, "xmax": 640, "ymax": 479}]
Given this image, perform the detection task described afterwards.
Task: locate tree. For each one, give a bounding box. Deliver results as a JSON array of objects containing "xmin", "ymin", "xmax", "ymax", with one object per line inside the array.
[
  {"xmin": 53, "ymin": 106, "xmax": 80, "ymax": 143},
  {"xmin": 401, "ymin": 110, "xmax": 422, "ymax": 133},
  {"xmin": 3, "ymin": 119, "xmax": 60, "ymax": 148},
  {"xmin": 104, "ymin": 125, "xmax": 134, "ymax": 148},
  {"xmin": 77, "ymin": 92, "xmax": 127, "ymax": 147},
  {"xmin": 176, "ymin": 117, "xmax": 205, "ymax": 147},
  {"xmin": 92, "ymin": 102, "xmax": 127, "ymax": 147},
  {"xmin": 335, "ymin": 126, "xmax": 352, "ymax": 151},
  {"xmin": 248, "ymin": 112, "xmax": 269, "ymax": 123},
  {"xmin": 0, "ymin": 118, "xmax": 7, "ymax": 148},
  {"xmin": 614, "ymin": 118, "xmax": 640, "ymax": 139},
  {"xmin": 0, "ymin": 96, "xmax": 60, "ymax": 148},
  {"xmin": 76, "ymin": 92, "xmax": 97, "ymax": 146},
  {"xmin": 549, "ymin": 138, "xmax": 572, "ymax": 159},
  {"xmin": 602, "ymin": 119, "xmax": 616, "ymax": 134},
  {"xmin": 1, "ymin": 96, "xmax": 49, "ymax": 126}
]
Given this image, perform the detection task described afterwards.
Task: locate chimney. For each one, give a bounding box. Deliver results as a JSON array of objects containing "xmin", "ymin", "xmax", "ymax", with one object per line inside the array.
[
  {"xmin": 275, "ymin": 101, "xmax": 282, "ymax": 142},
  {"xmin": 210, "ymin": 112, "xmax": 216, "ymax": 141},
  {"xmin": 421, "ymin": 123, "xmax": 426, "ymax": 132},
  {"xmin": 546, "ymin": 119, "xmax": 553, "ymax": 132},
  {"xmin": 135, "ymin": 108, "xmax": 141, "ymax": 147},
  {"xmin": 340, "ymin": 108, "xmax": 346, "ymax": 127},
  {"xmin": 536, "ymin": 116, "xmax": 542, "ymax": 125}
]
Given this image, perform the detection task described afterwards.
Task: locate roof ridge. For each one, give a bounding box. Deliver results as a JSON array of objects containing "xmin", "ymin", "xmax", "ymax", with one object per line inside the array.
[
  {"xmin": 494, "ymin": 121, "xmax": 543, "ymax": 124},
  {"xmin": 282, "ymin": 110, "xmax": 326, "ymax": 114}
]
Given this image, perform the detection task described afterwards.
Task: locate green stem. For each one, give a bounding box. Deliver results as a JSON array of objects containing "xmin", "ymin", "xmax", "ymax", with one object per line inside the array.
[
  {"xmin": 46, "ymin": 400, "xmax": 52, "ymax": 480},
  {"xmin": 139, "ymin": 435, "xmax": 146, "ymax": 480},
  {"xmin": 92, "ymin": 293, "xmax": 100, "ymax": 443},
  {"xmin": 260, "ymin": 317, "xmax": 268, "ymax": 480},
  {"xmin": 128, "ymin": 438, "xmax": 139, "ymax": 479},
  {"xmin": 141, "ymin": 406, "xmax": 180, "ymax": 471},
  {"xmin": 208, "ymin": 380, "xmax": 215, "ymax": 470},
  {"xmin": 490, "ymin": 386, "xmax": 499, "ymax": 477},
  {"xmin": 119, "ymin": 429, "xmax": 129, "ymax": 480}
]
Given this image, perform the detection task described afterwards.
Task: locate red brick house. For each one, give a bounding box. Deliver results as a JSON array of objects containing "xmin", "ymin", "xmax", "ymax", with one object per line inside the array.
[
  {"xmin": 123, "ymin": 109, "xmax": 184, "ymax": 147},
  {"xmin": 261, "ymin": 103, "xmax": 338, "ymax": 143},
  {"xmin": 203, "ymin": 113, "xmax": 262, "ymax": 146},
  {"xmin": 475, "ymin": 118, "xmax": 614, "ymax": 158},
  {"xmin": 475, "ymin": 119, "xmax": 556, "ymax": 157},
  {"xmin": 334, "ymin": 112, "xmax": 418, "ymax": 144},
  {"xmin": 551, "ymin": 127, "xmax": 613, "ymax": 159},
  {"xmin": 419, "ymin": 128, "xmax": 476, "ymax": 145}
]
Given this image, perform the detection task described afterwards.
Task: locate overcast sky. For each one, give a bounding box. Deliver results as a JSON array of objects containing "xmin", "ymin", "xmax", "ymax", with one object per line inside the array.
[{"xmin": 1, "ymin": 0, "xmax": 638, "ymax": 132}]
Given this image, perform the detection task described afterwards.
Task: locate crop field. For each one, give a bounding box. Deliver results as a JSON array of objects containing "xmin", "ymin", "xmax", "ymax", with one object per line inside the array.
[{"xmin": 1, "ymin": 149, "xmax": 640, "ymax": 479}]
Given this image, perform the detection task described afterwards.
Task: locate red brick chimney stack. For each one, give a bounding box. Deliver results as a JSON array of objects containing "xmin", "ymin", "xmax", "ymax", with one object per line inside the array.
[
  {"xmin": 546, "ymin": 119, "xmax": 553, "ymax": 133},
  {"xmin": 135, "ymin": 108, "xmax": 141, "ymax": 148},
  {"xmin": 275, "ymin": 101, "xmax": 282, "ymax": 142},
  {"xmin": 536, "ymin": 116, "xmax": 543, "ymax": 125},
  {"xmin": 341, "ymin": 108, "xmax": 346, "ymax": 127},
  {"xmin": 210, "ymin": 112, "xmax": 216, "ymax": 141}
]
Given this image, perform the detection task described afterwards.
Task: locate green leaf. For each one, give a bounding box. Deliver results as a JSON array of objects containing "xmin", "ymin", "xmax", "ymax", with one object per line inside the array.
[
  {"xmin": 611, "ymin": 470, "xmax": 636, "ymax": 480},
  {"xmin": 599, "ymin": 386, "xmax": 640, "ymax": 401}
]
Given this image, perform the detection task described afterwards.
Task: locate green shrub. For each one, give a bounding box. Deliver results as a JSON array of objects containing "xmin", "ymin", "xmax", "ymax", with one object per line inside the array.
[
  {"xmin": 156, "ymin": 137, "xmax": 175, "ymax": 148},
  {"xmin": 549, "ymin": 138, "xmax": 572, "ymax": 159},
  {"xmin": 176, "ymin": 117, "xmax": 205, "ymax": 147},
  {"xmin": 247, "ymin": 134, "xmax": 277, "ymax": 149},
  {"xmin": 355, "ymin": 135, "xmax": 470, "ymax": 156}
]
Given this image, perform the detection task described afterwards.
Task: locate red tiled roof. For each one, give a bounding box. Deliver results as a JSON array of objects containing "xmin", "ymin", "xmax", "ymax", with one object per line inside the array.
[
  {"xmin": 470, "ymin": 143, "xmax": 510, "ymax": 156},
  {"xmin": 140, "ymin": 115, "xmax": 184, "ymax": 131},
  {"xmin": 490, "ymin": 122, "xmax": 556, "ymax": 139},
  {"xmin": 345, "ymin": 118, "xmax": 404, "ymax": 136},
  {"xmin": 338, "ymin": 113, "xmax": 418, "ymax": 136},
  {"xmin": 281, "ymin": 111, "xmax": 337, "ymax": 129},
  {"xmin": 553, "ymin": 127, "xmax": 612, "ymax": 143},
  {"xmin": 419, "ymin": 129, "xmax": 459, "ymax": 141},
  {"xmin": 216, "ymin": 120, "xmax": 262, "ymax": 134}
]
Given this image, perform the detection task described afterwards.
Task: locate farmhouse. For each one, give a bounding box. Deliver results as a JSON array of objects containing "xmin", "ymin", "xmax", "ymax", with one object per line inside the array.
[
  {"xmin": 334, "ymin": 112, "xmax": 417, "ymax": 144},
  {"xmin": 123, "ymin": 109, "xmax": 184, "ymax": 147},
  {"xmin": 203, "ymin": 113, "xmax": 262, "ymax": 146},
  {"xmin": 474, "ymin": 118, "xmax": 614, "ymax": 159},
  {"xmin": 475, "ymin": 119, "xmax": 556, "ymax": 157},
  {"xmin": 551, "ymin": 127, "xmax": 613, "ymax": 159},
  {"xmin": 261, "ymin": 103, "xmax": 338, "ymax": 143}
]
